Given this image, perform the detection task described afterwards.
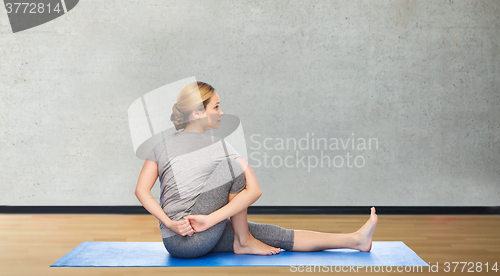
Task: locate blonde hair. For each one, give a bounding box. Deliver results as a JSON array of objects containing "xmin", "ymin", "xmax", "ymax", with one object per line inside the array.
[{"xmin": 170, "ymin": 81, "xmax": 215, "ymax": 130}]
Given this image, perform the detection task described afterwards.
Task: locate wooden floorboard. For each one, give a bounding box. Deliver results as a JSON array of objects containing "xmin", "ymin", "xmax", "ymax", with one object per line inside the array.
[{"xmin": 1, "ymin": 214, "xmax": 499, "ymax": 275}]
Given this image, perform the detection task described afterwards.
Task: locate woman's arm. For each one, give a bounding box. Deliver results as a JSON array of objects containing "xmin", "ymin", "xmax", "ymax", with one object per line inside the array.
[
  {"xmin": 186, "ymin": 157, "xmax": 262, "ymax": 231},
  {"xmin": 135, "ymin": 160, "xmax": 194, "ymax": 236}
]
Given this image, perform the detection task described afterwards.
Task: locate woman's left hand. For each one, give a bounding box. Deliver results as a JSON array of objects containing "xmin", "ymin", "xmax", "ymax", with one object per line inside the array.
[{"xmin": 184, "ymin": 214, "xmax": 214, "ymax": 232}]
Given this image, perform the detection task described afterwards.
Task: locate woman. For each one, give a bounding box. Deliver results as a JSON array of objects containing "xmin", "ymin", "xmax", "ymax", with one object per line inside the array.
[{"xmin": 135, "ymin": 81, "xmax": 378, "ymax": 258}]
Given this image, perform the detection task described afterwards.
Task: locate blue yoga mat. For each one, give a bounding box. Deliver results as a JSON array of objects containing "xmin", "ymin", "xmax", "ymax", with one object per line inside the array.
[{"xmin": 51, "ymin": 241, "xmax": 428, "ymax": 268}]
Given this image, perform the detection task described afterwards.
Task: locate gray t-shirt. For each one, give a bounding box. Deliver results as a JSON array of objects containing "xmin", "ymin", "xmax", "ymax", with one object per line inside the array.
[{"xmin": 146, "ymin": 131, "xmax": 244, "ymax": 238}]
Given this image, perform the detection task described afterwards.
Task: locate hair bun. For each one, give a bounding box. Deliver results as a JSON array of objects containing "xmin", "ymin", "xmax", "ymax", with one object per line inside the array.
[{"xmin": 170, "ymin": 103, "xmax": 187, "ymax": 130}]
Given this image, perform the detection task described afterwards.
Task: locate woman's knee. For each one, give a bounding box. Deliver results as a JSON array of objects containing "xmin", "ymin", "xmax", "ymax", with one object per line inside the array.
[
  {"xmin": 162, "ymin": 219, "xmax": 228, "ymax": 258},
  {"xmin": 163, "ymin": 235, "xmax": 215, "ymax": 258}
]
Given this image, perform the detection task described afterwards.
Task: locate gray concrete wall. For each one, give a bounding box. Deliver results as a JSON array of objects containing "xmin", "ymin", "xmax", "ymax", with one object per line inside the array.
[{"xmin": 0, "ymin": 0, "xmax": 498, "ymax": 206}]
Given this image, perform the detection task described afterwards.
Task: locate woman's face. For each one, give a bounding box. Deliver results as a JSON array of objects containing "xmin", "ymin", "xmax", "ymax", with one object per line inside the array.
[{"xmin": 204, "ymin": 92, "xmax": 223, "ymax": 129}]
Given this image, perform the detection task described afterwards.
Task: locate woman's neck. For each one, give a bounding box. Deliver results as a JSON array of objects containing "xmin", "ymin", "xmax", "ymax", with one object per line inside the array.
[{"xmin": 181, "ymin": 123, "xmax": 206, "ymax": 133}]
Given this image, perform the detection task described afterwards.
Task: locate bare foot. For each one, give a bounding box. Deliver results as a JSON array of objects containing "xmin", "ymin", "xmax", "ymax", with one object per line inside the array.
[
  {"xmin": 353, "ymin": 207, "xmax": 378, "ymax": 252},
  {"xmin": 233, "ymin": 234, "xmax": 281, "ymax": 255}
]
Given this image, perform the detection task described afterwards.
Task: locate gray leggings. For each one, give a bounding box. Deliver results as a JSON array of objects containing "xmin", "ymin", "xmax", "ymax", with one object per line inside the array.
[{"xmin": 162, "ymin": 157, "xmax": 295, "ymax": 258}]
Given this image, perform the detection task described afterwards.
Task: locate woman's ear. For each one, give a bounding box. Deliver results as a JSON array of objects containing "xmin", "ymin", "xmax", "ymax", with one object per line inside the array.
[{"xmin": 192, "ymin": 110, "xmax": 206, "ymax": 119}]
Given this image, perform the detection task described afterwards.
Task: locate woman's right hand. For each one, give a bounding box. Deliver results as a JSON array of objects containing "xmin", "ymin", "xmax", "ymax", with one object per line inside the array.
[
  {"xmin": 166, "ymin": 218, "xmax": 194, "ymax": 237},
  {"xmin": 184, "ymin": 214, "xmax": 214, "ymax": 232}
]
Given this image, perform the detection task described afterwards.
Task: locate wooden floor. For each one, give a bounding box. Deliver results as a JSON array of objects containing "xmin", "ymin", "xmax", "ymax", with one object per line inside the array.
[{"xmin": 1, "ymin": 214, "xmax": 499, "ymax": 275}]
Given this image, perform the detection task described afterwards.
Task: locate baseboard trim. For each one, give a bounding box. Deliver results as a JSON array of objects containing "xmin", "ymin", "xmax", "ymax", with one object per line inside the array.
[{"xmin": 0, "ymin": 206, "xmax": 498, "ymax": 215}]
